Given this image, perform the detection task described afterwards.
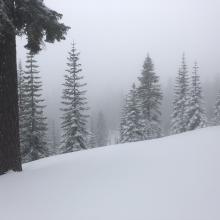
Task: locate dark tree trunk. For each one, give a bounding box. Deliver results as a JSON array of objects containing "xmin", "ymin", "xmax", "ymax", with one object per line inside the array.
[{"xmin": 0, "ymin": 0, "xmax": 22, "ymax": 174}]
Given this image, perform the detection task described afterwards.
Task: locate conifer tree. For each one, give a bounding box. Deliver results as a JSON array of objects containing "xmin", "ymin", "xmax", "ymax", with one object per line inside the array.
[
  {"xmin": 213, "ymin": 90, "xmax": 220, "ymax": 126},
  {"xmin": 87, "ymin": 118, "xmax": 97, "ymax": 148},
  {"xmin": 119, "ymin": 96, "xmax": 129, "ymax": 143},
  {"xmin": 22, "ymin": 52, "xmax": 48, "ymax": 162},
  {"xmin": 186, "ymin": 62, "xmax": 207, "ymax": 130},
  {"xmin": 96, "ymin": 112, "xmax": 108, "ymax": 147},
  {"xmin": 17, "ymin": 61, "xmax": 26, "ymax": 156},
  {"xmin": 0, "ymin": 0, "xmax": 69, "ymax": 173},
  {"xmin": 61, "ymin": 42, "xmax": 89, "ymax": 153},
  {"xmin": 120, "ymin": 84, "xmax": 144, "ymax": 143},
  {"xmin": 170, "ymin": 54, "xmax": 190, "ymax": 134},
  {"xmin": 138, "ymin": 55, "xmax": 162, "ymax": 139}
]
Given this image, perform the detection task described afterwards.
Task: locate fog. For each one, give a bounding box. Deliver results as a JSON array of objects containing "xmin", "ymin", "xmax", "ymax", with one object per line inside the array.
[{"xmin": 17, "ymin": 0, "xmax": 220, "ymax": 137}]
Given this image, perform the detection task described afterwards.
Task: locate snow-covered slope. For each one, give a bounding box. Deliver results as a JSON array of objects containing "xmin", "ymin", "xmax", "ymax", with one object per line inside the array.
[{"xmin": 0, "ymin": 127, "xmax": 220, "ymax": 220}]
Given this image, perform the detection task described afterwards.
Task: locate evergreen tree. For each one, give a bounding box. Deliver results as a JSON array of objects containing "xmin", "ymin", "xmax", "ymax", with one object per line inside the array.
[
  {"xmin": 213, "ymin": 90, "xmax": 220, "ymax": 126},
  {"xmin": 61, "ymin": 42, "xmax": 89, "ymax": 153},
  {"xmin": 119, "ymin": 96, "xmax": 129, "ymax": 143},
  {"xmin": 120, "ymin": 84, "xmax": 144, "ymax": 143},
  {"xmin": 21, "ymin": 52, "xmax": 48, "ymax": 162},
  {"xmin": 0, "ymin": 0, "xmax": 69, "ymax": 174},
  {"xmin": 17, "ymin": 61, "xmax": 26, "ymax": 156},
  {"xmin": 186, "ymin": 62, "xmax": 207, "ymax": 130},
  {"xmin": 170, "ymin": 54, "xmax": 190, "ymax": 134},
  {"xmin": 138, "ymin": 54, "xmax": 162, "ymax": 139},
  {"xmin": 96, "ymin": 112, "xmax": 108, "ymax": 147},
  {"xmin": 87, "ymin": 118, "xmax": 97, "ymax": 148}
]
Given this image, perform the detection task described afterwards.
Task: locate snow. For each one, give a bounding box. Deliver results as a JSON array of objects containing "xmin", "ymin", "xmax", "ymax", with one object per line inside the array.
[{"xmin": 0, "ymin": 126, "xmax": 220, "ymax": 220}]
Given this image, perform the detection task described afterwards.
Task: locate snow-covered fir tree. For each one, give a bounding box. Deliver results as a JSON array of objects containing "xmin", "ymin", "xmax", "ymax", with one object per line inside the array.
[
  {"xmin": 120, "ymin": 84, "xmax": 144, "ymax": 143},
  {"xmin": 95, "ymin": 111, "xmax": 108, "ymax": 147},
  {"xmin": 170, "ymin": 54, "xmax": 190, "ymax": 134},
  {"xmin": 21, "ymin": 52, "xmax": 48, "ymax": 162},
  {"xmin": 17, "ymin": 61, "xmax": 26, "ymax": 156},
  {"xmin": 186, "ymin": 62, "xmax": 207, "ymax": 130},
  {"xmin": 213, "ymin": 90, "xmax": 220, "ymax": 126},
  {"xmin": 138, "ymin": 54, "xmax": 162, "ymax": 139},
  {"xmin": 61, "ymin": 42, "xmax": 89, "ymax": 152},
  {"xmin": 119, "ymin": 96, "xmax": 128, "ymax": 143},
  {"xmin": 87, "ymin": 118, "xmax": 97, "ymax": 148}
]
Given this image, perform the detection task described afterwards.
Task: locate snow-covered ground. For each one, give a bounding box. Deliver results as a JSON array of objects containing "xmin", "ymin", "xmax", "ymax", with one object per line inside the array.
[{"xmin": 0, "ymin": 127, "xmax": 220, "ymax": 220}]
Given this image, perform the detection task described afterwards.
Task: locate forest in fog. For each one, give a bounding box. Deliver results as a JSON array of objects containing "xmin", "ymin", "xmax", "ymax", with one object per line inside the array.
[{"xmin": 17, "ymin": 43, "xmax": 220, "ymax": 163}]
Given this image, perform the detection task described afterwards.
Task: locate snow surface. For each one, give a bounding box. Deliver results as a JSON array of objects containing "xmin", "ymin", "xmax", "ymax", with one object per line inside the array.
[{"xmin": 0, "ymin": 127, "xmax": 220, "ymax": 220}]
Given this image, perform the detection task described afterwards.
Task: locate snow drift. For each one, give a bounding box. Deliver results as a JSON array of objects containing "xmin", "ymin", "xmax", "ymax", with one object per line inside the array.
[{"xmin": 0, "ymin": 127, "xmax": 220, "ymax": 220}]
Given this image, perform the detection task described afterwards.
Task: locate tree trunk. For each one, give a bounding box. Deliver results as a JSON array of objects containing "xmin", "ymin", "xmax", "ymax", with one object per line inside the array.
[{"xmin": 0, "ymin": 0, "xmax": 22, "ymax": 174}]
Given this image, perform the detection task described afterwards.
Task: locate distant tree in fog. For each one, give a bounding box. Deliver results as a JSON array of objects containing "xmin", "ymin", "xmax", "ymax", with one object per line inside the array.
[
  {"xmin": 96, "ymin": 112, "xmax": 108, "ymax": 147},
  {"xmin": 87, "ymin": 118, "xmax": 97, "ymax": 148},
  {"xmin": 47, "ymin": 120, "xmax": 60, "ymax": 155},
  {"xmin": 171, "ymin": 54, "xmax": 190, "ymax": 134},
  {"xmin": 186, "ymin": 62, "xmax": 207, "ymax": 130},
  {"xmin": 213, "ymin": 90, "xmax": 220, "ymax": 126},
  {"xmin": 138, "ymin": 54, "xmax": 162, "ymax": 139},
  {"xmin": 17, "ymin": 62, "xmax": 26, "ymax": 158},
  {"xmin": 61, "ymin": 42, "xmax": 89, "ymax": 153}
]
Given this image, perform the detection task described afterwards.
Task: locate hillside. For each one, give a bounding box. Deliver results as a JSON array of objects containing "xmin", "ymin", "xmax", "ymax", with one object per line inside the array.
[{"xmin": 0, "ymin": 127, "xmax": 220, "ymax": 220}]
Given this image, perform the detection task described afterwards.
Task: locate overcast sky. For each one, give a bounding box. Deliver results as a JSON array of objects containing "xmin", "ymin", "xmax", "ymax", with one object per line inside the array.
[{"xmin": 17, "ymin": 0, "xmax": 220, "ymax": 126}]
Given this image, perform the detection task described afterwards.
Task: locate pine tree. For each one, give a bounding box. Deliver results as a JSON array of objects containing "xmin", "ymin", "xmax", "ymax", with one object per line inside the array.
[
  {"xmin": 213, "ymin": 90, "xmax": 220, "ymax": 126},
  {"xmin": 61, "ymin": 42, "xmax": 89, "ymax": 153},
  {"xmin": 96, "ymin": 112, "xmax": 108, "ymax": 147},
  {"xmin": 170, "ymin": 54, "xmax": 190, "ymax": 134},
  {"xmin": 87, "ymin": 118, "xmax": 97, "ymax": 148},
  {"xmin": 47, "ymin": 120, "xmax": 60, "ymax": 156},
  {"xmin": 120, "ymin": 96, "xmax": 129, "ymax": 143},
  {"xmin": 17, "ymin": 61, "xmax": 26, "ymax": 156},
  {"xmin": 186, "ymin": 62, "xmax": 207, "ymax": 130},
  {"xmin": 120, "ymin": 84, "xmax": 144, "ymax": 143},
  {"xmin": 138, "ymin": 54, "xmax": 162, "ymax": 139},
  {"xmin": 21, "ymin": 52, "xmax": 48, "ymax": 162},
  {"xmin": 0, "ymin": 0, "xmax": 69, "ymax": 174}
]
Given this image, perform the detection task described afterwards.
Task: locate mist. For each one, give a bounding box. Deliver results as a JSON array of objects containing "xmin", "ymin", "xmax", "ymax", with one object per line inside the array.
[{"xmin": 16, "ymin": 0, "xmax": 220, "ymax": 140}]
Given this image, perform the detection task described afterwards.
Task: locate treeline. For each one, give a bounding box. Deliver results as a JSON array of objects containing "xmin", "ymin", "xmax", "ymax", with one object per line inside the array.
[
  {"xmin": 120, "ymin": 54, "xmax": 220, "ymax": 143},
  {"xmin": 18, "ymin": 45, "xmax": 220, "ymax": 164}
]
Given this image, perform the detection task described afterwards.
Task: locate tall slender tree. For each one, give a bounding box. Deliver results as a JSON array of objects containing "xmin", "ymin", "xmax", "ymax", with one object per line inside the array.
[
  {"xmin": 186, "ymin": 62, "xmax": 207, "ymax": 130},
  {"xmin": 87, "ymin": 117, "xmax": 97, "ymax": 148},
  {"xmin": 17, "ymin": 61, "xmax": 26, "ymax": 157},
  {"xmin": 120, "ymin": 84, "xmax": 144, "ymax": 143},
  {"xmin": 0, "ymin": 0, "xmax": 69, "ymax": 174},
  {"xmin": 170, "ymin": 54, "xmax": 190, "ymax": 134},
  {"xmin": 21, "ymin": 52, "xmax": 48, "ymax": 162},
  {"xmin": 61, "ymin": 42, "xmax": 89, "ymax": 153},
  {"xmin": 138, "ymin": 54, "xmax": 162, "ymax": 139},
  {"xmin": 213, "ymin": 90, "xmax": 220, "ymax": 126}
]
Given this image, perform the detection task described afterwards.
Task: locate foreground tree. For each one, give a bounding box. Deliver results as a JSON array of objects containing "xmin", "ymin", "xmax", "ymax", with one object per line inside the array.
[
  {"xmin": 0, "ymin": 0, "xmax": 69, "ymax": 174},
  {"xmin": 186, "ymin": 62, "xmax": 207, "ymax": 130},
  {"xmin": 21, "ymin": 53, "xmax": 48, "ymax": 162},
  {"xmin": 170, "ymin": 54, "xmax": 190, "ymax": 134},
  {"xmin": 138, "ymin": 55, "xmax": 162, "ymax": 139},
  {"xmin": 61, "ymin": 42, "xmax": 89, "ymax": 153}
]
